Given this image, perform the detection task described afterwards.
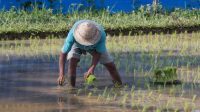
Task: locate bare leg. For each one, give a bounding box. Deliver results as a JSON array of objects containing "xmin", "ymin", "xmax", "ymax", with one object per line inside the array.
[
  {"xmin": 68, "ymin": 58, "xmax": 79, "ymax": 87},
  {"xmin": 104, "ymin": 62, "xmax": 122, "ymax": 84}
]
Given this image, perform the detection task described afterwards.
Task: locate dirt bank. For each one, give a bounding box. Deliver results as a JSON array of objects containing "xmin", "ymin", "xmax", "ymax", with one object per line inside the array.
[{"xmin": 1, "ymin": 25, "xmax": 200, "ymax": 40}]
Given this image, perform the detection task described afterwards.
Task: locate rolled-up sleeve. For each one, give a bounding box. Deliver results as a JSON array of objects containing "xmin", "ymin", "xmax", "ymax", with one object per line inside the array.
[
  {"xmin": 96, "ymin": 27, "xmax": 107, "ymax": 53},
  {"xmin": 61, "ymin": 29, "xmax": 75, "ymax": 53}
]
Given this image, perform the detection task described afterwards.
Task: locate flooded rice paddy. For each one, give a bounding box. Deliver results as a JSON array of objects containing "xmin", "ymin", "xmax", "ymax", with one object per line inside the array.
[{"xmin": 1, "ymin": 33, "xmax": 200, "ymax": 111}]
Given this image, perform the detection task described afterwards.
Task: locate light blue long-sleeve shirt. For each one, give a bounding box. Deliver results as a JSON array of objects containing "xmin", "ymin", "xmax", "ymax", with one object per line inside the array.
[{"xmin": 61, "ymin": 20, "xmax": 107, "ymax": 54}]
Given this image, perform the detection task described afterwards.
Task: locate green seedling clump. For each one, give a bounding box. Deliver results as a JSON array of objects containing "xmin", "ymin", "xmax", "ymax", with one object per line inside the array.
[
  {"xmin": 86, "ymin": 74, "xmax": 96, "ymax": 85},
  {"xmin": 153, "ymin": 67, "xmax": 178, "ymax": 83}
]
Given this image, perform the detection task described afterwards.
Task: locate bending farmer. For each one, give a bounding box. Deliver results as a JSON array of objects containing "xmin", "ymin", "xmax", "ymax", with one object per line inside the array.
[{"xmin": 58, "ymin": 20, "xmax": 122, "ymax": 87}]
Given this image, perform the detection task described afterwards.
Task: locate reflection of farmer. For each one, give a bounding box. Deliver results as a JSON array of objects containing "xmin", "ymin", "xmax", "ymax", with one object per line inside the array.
[{"xmin": 58, "ymin": 20, "xmax": 122, "ymax": 87}]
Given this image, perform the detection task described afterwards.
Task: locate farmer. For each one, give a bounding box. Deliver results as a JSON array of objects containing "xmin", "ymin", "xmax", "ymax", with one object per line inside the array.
[{"xmin": 57, "ymin": 20, "xmax": 122, "ymax": 87}]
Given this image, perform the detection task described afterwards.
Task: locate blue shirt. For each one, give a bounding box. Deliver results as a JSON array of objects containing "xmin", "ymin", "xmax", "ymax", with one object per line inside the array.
[{"xmin": 61, "ymin": 20, "xmax": 107, "ymax": 54}]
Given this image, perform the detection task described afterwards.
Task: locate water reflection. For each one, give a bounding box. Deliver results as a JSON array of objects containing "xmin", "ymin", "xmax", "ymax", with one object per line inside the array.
[{"xmin": 1, "ymin": 59, "xmax": 200, "ymax": 111}]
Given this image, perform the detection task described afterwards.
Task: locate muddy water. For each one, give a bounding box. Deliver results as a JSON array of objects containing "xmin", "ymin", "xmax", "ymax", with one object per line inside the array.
[
  {"xmin": 1, "ymin": 37, "xmax": 200, "ymax": 111},
  {"xmin": 0, "ymin": 60, "xmax": 136, "ymax": 112},
  {"xmin": 1, "ymin": 60, "xmax": 200, "ymax": 112}
]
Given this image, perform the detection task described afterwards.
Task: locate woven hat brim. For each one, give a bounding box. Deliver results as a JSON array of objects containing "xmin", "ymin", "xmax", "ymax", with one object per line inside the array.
[{"xmin": 74, "ymin": 20, "xmax": 101, "ymax": 46}]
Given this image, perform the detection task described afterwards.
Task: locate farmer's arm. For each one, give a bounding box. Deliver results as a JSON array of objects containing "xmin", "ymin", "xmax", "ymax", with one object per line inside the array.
[
  {"xmin": 84, "ymin": 51, "xmax": 101, "ymax": 79},
  {"xmin": 85, "ymin": 27, "xmax": 107, "ymax": 78},
  {"xmin": 91, "ymin": 51, "xmax": 101, "ymax": 68},
  {"xmin": 59, "ymin": 52, "xmax": 67, "ymax": 77},
  {"xmin": 58, "ymin": 29, "xmax": 74, "ymax": 85}
]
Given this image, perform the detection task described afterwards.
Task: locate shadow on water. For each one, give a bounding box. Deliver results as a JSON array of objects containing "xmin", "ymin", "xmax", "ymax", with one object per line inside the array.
[
  {"xmin": 0, "ymin": 71, "xmax": 88, "ymax": 112},
  {"xmin": 1, "ymin": 49, "xmax": 200, "ymax": 72},
  {"xmin": 1, "ymin": 49, "xmax": 200, "ymax": 111},
  {"xmin": 1, "ymin": 49, "xmax": 200, "ymax": 84}
]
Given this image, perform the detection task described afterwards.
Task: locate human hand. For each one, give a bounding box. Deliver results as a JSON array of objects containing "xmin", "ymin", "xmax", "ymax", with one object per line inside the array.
[
  {"xmin": 84, "ymin": 66, "xmax": 95, "ymax": 80},
  {"xmin": 57, "ymin": 75, "xmax": 65, "ymax": 86}
]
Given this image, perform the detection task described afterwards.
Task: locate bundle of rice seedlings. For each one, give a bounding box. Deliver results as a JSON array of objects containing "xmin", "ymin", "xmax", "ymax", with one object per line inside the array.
[{"xmin": 153, "ymin": 67, "xmax": 178, "ymax": 83}]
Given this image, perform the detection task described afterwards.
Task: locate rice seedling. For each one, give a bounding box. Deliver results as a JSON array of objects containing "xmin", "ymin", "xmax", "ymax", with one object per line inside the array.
[
  {"xmin": 97, "ymin": 94, "xmax": 101, "ymax": 101},
  {"xmin": 77, "ymin": 89, "xmax": 82, "ymax": 96},
  {"xmin": 120, "ymin": 93, "xmax": 129, "ymax": 107},
  {"xmin": 87, "ymin": 92, "xmax": 92, "ymax": 98}
]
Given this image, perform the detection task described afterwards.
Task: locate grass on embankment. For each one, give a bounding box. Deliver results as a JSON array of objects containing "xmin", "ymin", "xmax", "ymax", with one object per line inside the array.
[{"xmin": 0, "ymin": 7, "xmax": 200, "ymax": 38}]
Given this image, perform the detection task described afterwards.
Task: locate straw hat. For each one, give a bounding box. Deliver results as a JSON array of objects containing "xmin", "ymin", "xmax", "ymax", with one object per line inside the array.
[{"xmin": 74, "ymin": 20, "xmax": 101, "ymax": 46}]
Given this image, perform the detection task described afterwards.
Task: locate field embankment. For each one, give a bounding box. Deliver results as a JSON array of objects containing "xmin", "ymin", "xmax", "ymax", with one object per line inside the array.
[{"xmin": 0, "ymin": 9, "xmax": 200, "ymax": 39}]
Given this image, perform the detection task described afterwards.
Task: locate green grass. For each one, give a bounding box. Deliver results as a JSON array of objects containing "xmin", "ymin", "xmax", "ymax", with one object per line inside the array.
[{"xmin": 0, "ymin": 8, "xmax": 200, "ymax": 34}]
